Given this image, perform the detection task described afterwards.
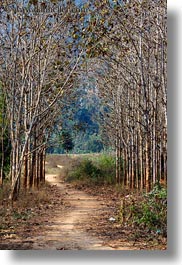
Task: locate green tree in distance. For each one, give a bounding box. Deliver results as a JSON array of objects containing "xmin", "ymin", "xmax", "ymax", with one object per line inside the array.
[{"xmin": 62, "ymin": 131, "xmax": 74, "ymax": 154}]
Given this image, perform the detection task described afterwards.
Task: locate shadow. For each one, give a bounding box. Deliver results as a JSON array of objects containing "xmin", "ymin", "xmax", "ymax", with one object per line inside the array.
[
  {"xmin": 167, "ymin": 8, "xmax": 180, "ymax": 260},
  {"xmin": 9, "ymin": 250, "xmax": 169, "ymax": 263},
  {"xmin": 5, "ymin": 9, "xmax": 180, "ymax": 265}
]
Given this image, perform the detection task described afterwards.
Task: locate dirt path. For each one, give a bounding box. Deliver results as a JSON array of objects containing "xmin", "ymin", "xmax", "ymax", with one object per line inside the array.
[
  {"xmin": 0, "ymin": 168, "xmax": 136, "ymax": 250},
  {"xmin": 27, "ymin": 173, "xmax": 114, "ymax": 250}
]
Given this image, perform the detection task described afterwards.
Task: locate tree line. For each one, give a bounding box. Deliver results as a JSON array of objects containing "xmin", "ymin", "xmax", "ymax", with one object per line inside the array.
[
  {"xmin": 84, "ymin": 0, "xmax": 167, "ymax": 191},
  {"xmin": 0, "ymin": 0, "xmax": 83, "ymax": 200}
]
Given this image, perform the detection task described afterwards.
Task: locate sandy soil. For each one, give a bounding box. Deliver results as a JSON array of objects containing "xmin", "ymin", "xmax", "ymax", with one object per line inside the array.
[
  {"xmin": 23, "ymin": 173, "xmax": 107, "ymax": 249},
  {"xmin": 0, "ymin": 155, "xmax": 148, "ymax": 250},
  {"xmin": 26, "ymin": 173, "xmax": 123, "ymax": 250}
]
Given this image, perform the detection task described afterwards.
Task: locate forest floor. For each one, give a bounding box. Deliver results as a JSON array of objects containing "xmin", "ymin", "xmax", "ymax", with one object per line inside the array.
[{"xmin": 0, "ymin": 155, "xmax": 167, "ymax": 250}]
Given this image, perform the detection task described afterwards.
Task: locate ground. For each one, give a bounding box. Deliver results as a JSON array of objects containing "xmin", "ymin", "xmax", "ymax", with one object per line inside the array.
[{"xmin": 0, "ymin": 155, "xmax": 167, "ymax": 250}]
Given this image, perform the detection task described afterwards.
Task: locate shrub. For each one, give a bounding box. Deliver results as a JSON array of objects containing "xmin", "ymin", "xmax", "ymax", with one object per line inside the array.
[
  {"xmin": 121, "ymin": 184, "xmax": 167, "ymax": 237},
  {"xmin": 93, "ymin": 154, "xmax": 116, "ymax": 184},
  {"xmin": 67, "ymin": 159, "xmax": 101, "ymax": 183},
  {"xmin": 66, "ymin": 154, "xmax": 116, "ymax": 185}
]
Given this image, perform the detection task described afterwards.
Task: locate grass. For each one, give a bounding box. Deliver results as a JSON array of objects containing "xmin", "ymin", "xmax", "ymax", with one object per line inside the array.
[
  {"xmin": 45, "ymin": 153, "xmax": 116, "ymax": 185},
  {"xmin": 45, "ymin": 154, "xmax": 83, "ymax": 179}
]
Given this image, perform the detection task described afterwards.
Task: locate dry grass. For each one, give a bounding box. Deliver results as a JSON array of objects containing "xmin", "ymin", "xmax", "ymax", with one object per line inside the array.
[
  {"xmin": 0, "ymin": 182, "xmax": 53, "ymax": 232},
  {"xmin": 45, "ymin": 153, "xmax": 101, "ymax": 168},
  {"xmin": 17, "ymin": 185, "xmax": 51, "ymax": 209},
  {"xmin": 45, "ymin": 154, "xmax": 83, "ymax": 179},
  {"xmin": 0, "ymin": 181, "xmax": 51, "ymax": 205}
]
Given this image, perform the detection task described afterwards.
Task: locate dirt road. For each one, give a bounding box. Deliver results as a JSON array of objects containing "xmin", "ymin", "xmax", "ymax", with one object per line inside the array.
[
  {"xmin": 0, "ymin": 169, "xmax": 136, "ymax": 250},
  {"xmin": 29, "ymin": 173, "xmax": 114, "ymax": 250}
]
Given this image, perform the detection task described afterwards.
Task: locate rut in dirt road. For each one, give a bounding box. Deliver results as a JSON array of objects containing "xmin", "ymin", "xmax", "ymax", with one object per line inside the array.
[{"xmin": 30, "ymin": 173, "xmax": 113, "ymax": 250}]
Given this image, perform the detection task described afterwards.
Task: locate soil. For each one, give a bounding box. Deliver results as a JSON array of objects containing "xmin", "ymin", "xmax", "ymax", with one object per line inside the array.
[
  {"xmin": 0, "ymin": 155, "xmax": 166, "ymax": 250},
  {"xmin": 0, "ymin": 173, "xmax": 136, "ymax": 250}
]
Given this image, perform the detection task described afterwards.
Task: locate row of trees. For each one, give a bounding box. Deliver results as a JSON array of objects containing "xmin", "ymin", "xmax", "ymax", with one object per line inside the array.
[
  {"xmin": 0, "ymin": 0, "xmax": 83, "ymax": 200},
  {"xmin": 85, "ymin": 0, "xmax": 167, "ymax": 191}
]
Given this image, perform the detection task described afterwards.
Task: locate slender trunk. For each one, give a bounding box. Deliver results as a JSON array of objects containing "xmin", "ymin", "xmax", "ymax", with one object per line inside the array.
[
  {"xmin": 131, "ymin": 135, "xmax": 134, "ymax": 190},
  {"xmin": 39, "ymin": 151, "xmax": 43, "ymax": 183},
  {"xmin": 115, "ymin": 128, "xmax": 119, "ymax": 184},
  {"xmin": 127, "ymin": 145, "xmax": 131, "ymax": 189},
  {"xmin": 135, "ymin": 133, "xmax": 139, "ymax": 190},
  {"xmin": 145, "ymin": 140, "xmax": 150, "ymax": 192},
  {"xmin": 24, "ymin": 153, "xmax": 28, "ymax": 190},
  {"xmin": 118, "ymin": 135, "xmax": 121, "ymax": 185},
  {"xmin": 123, "ymin": 148, "xmax": 126, "ymax": 187},
  {"xmin": 9, "ymin": 145, "xmax": 21, "ymax": 200}
]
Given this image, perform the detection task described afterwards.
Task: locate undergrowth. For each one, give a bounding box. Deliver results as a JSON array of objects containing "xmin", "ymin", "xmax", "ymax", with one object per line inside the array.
[
  {"xmin": 66, "ymin": 154, "xmax": 115, "ymax": 185},
  {"xmin": 118, "ymin": 184, "xmax": 167, "ymax": 238},
  {"xmin": 0, "ymin": 182, "xmax": 52, "ymax": 229}
]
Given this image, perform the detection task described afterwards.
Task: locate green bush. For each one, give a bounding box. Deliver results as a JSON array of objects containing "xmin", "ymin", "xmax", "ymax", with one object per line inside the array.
[
  {"xmin": 67, "ymin": 159, "xmax": 101, "ymax": 183},
  {"xmin": 123, "ymin": 184, "xmax": 167, "ymax": 237},
  {"xmin": 66, "ymin": 154, "xmax": 116, "ymax": 185},
  {"xmin": 93, "ymin": 154, "xmax": 116, "ymax": 184}
]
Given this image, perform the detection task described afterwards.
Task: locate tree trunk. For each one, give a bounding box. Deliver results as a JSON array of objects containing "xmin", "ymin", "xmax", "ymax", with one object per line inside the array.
[{"xmin": 145, "ymin": 140, "xmax": 150, "ymax": 193}]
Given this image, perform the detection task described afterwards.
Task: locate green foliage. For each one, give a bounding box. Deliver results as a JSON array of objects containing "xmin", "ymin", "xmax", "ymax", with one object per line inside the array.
[
  {"xmin": 67, "ymin": 159, "xmax": 101, "ymax": 183},
  {"xmin": 73, "ymin": 134, "xmax": 104, "ymax": 154},
  {"xmin": 61, "ymin": 131, "xmax": 74, "ymax": 153},
  {"xmin": 92, "ymin": 154, "xmax": 116, "ymax": 184},
  {"xmin": 123, "ymin": 185, "xmax": 167, "ymax": 237},
  {"xmin": 86, "ymin": 134, "xmax": 104, "ymax": 153},
  {"xmin": 66, "ymin": 154, "xmax": 115, "ymax": 185},
  {"xmin": 47, "ymin": 85, "xmax": 106, "ymax": 154}
]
